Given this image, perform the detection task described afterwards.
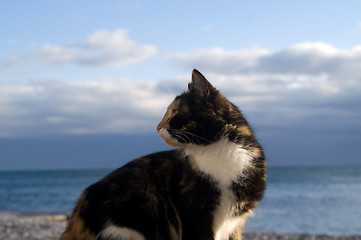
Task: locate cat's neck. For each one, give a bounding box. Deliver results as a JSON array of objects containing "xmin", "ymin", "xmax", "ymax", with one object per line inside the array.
[{"xmin": 184, "ymin": 138, "xmax": 254, "ymax": 186}]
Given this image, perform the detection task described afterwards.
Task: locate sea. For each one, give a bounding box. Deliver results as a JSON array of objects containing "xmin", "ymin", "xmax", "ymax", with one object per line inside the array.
[{"xmin": 0, "ymin": 166, "xmax": 360, "ymax": 236}]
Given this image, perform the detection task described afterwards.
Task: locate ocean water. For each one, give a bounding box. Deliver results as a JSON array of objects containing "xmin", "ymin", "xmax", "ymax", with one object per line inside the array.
[
  {"xmin": 246, "ymin": 166, "xmax": 361, "ymax": 235},
  {"xmin": 0, "ymin": 166, "xmax": 360, "ymax": 235}
]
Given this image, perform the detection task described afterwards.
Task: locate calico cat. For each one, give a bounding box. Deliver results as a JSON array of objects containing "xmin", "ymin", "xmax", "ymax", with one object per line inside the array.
[{"xmin": 59, "ymin": 69, "xmax": 266, "ymax": 240}]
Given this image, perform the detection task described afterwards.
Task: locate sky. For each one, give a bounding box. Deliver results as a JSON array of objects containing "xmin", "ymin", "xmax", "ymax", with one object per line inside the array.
[{"xmin": 1, "ymin": 1, "xmax": 361, "ymax": 169}]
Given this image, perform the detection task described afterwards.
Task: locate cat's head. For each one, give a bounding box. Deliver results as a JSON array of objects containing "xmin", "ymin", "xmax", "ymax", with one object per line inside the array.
[{"xmin": 157, "ymin": 69, "xmax": 253, "ymax": 148}]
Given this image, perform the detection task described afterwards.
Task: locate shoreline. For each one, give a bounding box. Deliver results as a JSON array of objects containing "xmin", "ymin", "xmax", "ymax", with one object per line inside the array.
[{"xmin": 0, "ymin": 213, "xmax": 360, "ymax": 240}]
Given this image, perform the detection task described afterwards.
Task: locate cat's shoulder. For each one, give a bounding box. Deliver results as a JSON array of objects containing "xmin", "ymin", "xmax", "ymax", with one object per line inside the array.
[
  {"xmin": 133, "ymin": 148, "xmax": 185, "ymax": 164},
  {"xmin": 98, "ymin": 149, "xmax": 186, "ymax": 181},
  {"xmin": 82, "ymin": 149, "xmax": 186, "ymax": 203}
]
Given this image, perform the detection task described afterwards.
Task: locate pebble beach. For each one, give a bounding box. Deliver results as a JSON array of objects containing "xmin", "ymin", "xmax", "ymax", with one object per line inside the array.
[{"xmin": 0, "ymin": 213, "xmax": 360, "ymax": 240}]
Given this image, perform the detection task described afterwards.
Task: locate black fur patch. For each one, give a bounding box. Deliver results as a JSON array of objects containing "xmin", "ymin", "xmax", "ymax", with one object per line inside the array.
[{"xmin": 75, "ymin": 150, "xmax": 220, "ymax": 240}]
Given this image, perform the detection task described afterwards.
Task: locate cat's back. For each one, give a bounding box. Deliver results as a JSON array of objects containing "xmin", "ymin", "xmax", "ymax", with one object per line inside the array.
[
  {"xmin": 60, "ymin": 149, "xmax": 186, "ymax": 240},
  {"xmin": 97, "ymin": 148, "xmax": 185, "ymax": 186}
]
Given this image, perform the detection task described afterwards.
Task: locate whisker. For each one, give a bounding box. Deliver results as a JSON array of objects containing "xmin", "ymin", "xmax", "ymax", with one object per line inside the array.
[
  {"xmin": 175, "ymin": 131, "xmax": 200, "ymax": 151},
  {"xmin": 181, "ymin": 130, "xmax": 211, "ymax": 143},
  {"xmin": 169, "ymin": 129, "xmax": 210, "ymax": 153},
  {"xmin": 181, "ymin": 132, "xmax": 201, "ymax": 146},
  {"xmin": 160, "ymin": 84, "xmax": 176, "ymax": 98},
  {"xmin": 169, "ymin": 129, "xmax": 189, "ymax": 144},
  {"xmin": 173, "ymin": 133, "xmax": 188, "ymax": 144},
  {"xmin": 169, "ymin": 129, "xmax": 191, "ymax": 143}
]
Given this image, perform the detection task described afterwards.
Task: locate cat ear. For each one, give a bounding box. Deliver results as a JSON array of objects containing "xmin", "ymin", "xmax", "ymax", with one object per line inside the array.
[{"xmin": 189, "ymin": 69, "xmax": 214, "ymax": 97}]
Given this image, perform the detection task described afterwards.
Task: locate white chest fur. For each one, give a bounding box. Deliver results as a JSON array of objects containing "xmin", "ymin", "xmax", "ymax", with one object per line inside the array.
[{"xmin": 185, "ymin": 139, "xmax": 254, "ymax": 240}]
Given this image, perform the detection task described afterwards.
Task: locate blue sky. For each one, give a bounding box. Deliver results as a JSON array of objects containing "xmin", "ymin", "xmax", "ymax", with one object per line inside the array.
[{"xmin": 1, "ymin": 1, "xmax": 361, "ymax": 169}]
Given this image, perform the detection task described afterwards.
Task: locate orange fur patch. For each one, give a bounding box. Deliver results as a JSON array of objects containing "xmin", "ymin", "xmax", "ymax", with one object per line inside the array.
[{"xmin": 59, "ymin": 195, "xmax": 96, "ymax": 240}]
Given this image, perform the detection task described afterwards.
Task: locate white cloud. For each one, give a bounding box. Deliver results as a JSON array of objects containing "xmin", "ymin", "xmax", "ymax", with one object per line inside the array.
[
  {"xmin": 168, "ymin": 43, "xmax": 361, "ymax": 131},
  {"xmin": 171, "ymin": 47, "xmax": 270, "ymax": 74},
  {"xmin": 171, "ymin": 43, "xmax": 361, "ymax": 77},
  {"xmin": 0, "ymin": 78, "xmax": 173, "ymax": 137},
  {"xmin": 0, "ymin": 67, "xmax": 360, "ymax": 137},
  {"xmin": 1, "ymin": 42, "xmax": 361, "ymax": 137},
  {"xmin": 170, "ymin": 42, "xmax": 361, "ymax": 95},
  {"xmin": 35, "ymin": 45, "xmax": 80, "ymax": 64},
  {"xmin": 33, "ymin": 29, "xmax": 157, "ymax": 67}
]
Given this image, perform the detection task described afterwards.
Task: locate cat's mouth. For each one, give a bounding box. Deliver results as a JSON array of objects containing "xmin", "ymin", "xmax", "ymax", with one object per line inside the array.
[{"xmin": 157, "ymin": 128, "xmax": 180, "ymax": 147}]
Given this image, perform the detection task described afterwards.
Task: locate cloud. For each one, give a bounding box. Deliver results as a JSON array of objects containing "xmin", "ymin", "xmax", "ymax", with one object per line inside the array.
[
  {"xmin": 35, "ymin": 45, "xmax": 80, "ymax": 64},
  {"xmin": 170, "ymin": 42, "xmax": 361, "ymax": 95},
  {"xmin": 171, "ymin": 43, "xmax": 361, "ymax": 76},
  {"xmin": 1, "ymin": 42, "xmax": 361, "ymax": 138},
  {"xmin": 171, "ymin": 47, "xmax": 271, "ymax": 75},
  {"xmin": 258, "ymin": 43, "xmax": 361, "ymax": 78},
  {"xmin": 169, "ymin": 43, "xmax": 361, "ymax": 132},
  {"xmin": 33, "ymin": 29, "xmax": 157, "ymax": 67},
  {"xmin": 0, "ymin": 78, "xmax": 173, "ymax": 137},
  {"xmin": 1, "ymin": 70, "xmax": 359, "ymax": 138}
]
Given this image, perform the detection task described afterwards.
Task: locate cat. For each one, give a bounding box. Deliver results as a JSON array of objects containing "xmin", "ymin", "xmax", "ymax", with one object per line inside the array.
[{"xmin": 59, "ymin": 69, "xmax": 266, "ymax": 240}]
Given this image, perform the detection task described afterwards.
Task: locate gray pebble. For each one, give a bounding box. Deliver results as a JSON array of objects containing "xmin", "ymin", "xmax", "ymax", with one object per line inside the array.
[{"xmin": 0, "ymin": 214, "xmax": 360, "ymax": 240}]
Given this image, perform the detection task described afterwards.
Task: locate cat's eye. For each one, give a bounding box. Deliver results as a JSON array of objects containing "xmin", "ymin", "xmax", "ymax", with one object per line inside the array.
[{"xmin": 171, "ymin": 109, "xmax": 178, "ymax": 116}]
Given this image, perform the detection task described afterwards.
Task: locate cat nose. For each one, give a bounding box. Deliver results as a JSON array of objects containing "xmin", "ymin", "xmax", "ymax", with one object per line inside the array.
[{"xmin": 156, "ymin": 127, "xmax": 161, "ymax": 133}]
